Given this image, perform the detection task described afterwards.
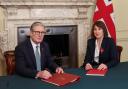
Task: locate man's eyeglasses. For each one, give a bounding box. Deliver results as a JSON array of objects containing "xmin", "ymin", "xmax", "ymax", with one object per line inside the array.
[{"xmin": 32, "ymin": 31, "xmax": 46, "ymax": 35}]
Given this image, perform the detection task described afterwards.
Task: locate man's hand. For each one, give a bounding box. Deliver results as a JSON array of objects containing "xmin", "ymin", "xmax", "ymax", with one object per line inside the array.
[
  {"xmin": 97, "ymin": 63, "xmax": 108, "ymax": 70},
  {"xmin": 85, "ymin": 63, "xmax": 93, "ymax": 70},
  {"xmin": 56, "ymin": 67, "xmax": 64, "ymax": 74},
  {"xmin": 36, "ymin": 70, "xmax": 52, "ymax": 79}
]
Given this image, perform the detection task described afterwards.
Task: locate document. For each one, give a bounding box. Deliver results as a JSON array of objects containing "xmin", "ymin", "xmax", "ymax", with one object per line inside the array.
[
  {"xmin": 86, "ymin": 69, "xmax": 108, "ymax": 76},
  {"xmin": 41, "ymin": 73, "xmax": 80, "ymax": 86}
]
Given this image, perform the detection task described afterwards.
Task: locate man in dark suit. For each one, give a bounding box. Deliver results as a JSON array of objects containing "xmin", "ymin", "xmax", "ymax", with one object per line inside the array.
[{"xmin": 15, "ymin": 22, "xmax": 63, "ymax": 79}]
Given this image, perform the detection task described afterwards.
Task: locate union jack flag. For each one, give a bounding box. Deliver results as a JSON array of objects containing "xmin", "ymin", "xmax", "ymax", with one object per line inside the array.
[{"xmin": 93, "ymin": 0, "xmax": 116, "ymax": 43}]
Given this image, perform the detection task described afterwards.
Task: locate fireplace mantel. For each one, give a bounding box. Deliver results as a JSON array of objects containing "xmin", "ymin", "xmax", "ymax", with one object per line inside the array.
[
  {"xmin": 0, "ymin": 0, "xmax": 95, "ymax": 66},
  {"xmin": 1, "ymin": 1, "xmax": 93, "ymax": 7}
]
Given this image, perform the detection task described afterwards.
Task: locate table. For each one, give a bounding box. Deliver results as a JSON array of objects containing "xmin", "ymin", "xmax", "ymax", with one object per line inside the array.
[{"xmin": 0, "ymin": 62, "xmax": 128, "ymax": 89}]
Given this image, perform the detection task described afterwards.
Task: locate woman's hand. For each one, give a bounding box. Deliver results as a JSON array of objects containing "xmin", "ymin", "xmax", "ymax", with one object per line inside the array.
[
  {"xmin": 85, "ymin": 63, "xmax": 93, "ymax": 70},
  {"xmin": 97, "ymin": 63, "xmax": 108, "ymax": 70}
]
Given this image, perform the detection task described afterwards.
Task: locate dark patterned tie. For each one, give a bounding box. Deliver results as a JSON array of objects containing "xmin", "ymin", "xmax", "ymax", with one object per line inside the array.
[{"xmin": 35, "ymin": 45, "xmax": 41, "ymax": 71}]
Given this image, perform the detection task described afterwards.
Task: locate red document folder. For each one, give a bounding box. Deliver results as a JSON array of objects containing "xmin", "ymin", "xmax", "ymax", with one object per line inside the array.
[
  {"xmin": 41, "ymin": 73, "xmax": 80, "ymax": 86},
  {"xmin": 86, "ymin": 69, "xmax": 108, "ymax": 76}
]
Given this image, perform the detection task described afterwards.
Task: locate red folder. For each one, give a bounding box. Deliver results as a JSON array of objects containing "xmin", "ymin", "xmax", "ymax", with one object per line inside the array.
[
  {"xmin": 41, "ymin": 73, "xmax": 80, "ymax": 86},
  {"xmin": 86, "ymin": 69, "xmax": 108, "ymax": 76}
]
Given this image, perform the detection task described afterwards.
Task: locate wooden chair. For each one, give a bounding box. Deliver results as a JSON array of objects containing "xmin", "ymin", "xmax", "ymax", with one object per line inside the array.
[
  {"xmin": 116, "ymin": 45, "xmax": 123, "ymax": 62},
  {"xmin": 4, "ymin": 50, "xmax": 15, "ymax": 75}
]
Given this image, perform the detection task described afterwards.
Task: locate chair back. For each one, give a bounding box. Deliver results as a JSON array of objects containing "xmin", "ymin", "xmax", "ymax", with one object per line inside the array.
[
  {"xmin": 116, "ymin": 45, "xmax": 123, "ymax": 62},
  {"xmin": 4, "ymin": 51, "xmax": 15, "ymax": 75}
]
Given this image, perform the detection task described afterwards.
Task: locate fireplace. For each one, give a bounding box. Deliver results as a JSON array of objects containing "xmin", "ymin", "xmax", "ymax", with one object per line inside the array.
[
  {"xmin": 44, "ymin": 34, "xmax": 69, "ymax": 68},
  {"xmin": 18, "ymin": 25, "xmax": 78, "ymax": 68},
  {"xmin": 0, "ymin": 0, "xmax": 94, "ymax": 67}
]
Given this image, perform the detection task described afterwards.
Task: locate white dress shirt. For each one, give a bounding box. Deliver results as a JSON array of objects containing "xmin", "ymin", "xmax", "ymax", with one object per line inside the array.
[
  {"xmin": 94, "ymin": 40, "xmax": 100, "ymax": 63},
  {"xmin": 30, "ymin": 39, "xmax": 41, "ymax": 56}
]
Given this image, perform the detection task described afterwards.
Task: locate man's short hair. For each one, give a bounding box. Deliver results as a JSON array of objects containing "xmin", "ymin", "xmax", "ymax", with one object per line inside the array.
[{"xmin": 30, "ymin": 22, "xmax": 45, "ymax": 31}]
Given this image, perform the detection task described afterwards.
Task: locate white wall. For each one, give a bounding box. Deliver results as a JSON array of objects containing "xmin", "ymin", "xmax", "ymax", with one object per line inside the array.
[
  {"xmin": 113, "ymin": 0, "xmax": 128, "ymax": 62},
  {"xmin": 0, "ymin": 7, "xmax": 5, "ymax": 31}
]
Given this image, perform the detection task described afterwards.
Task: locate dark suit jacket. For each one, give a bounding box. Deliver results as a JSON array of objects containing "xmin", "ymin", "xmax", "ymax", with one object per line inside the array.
[
  {"xmin": 15, "ymin": 39, "xmax": 58, "ymax": 78},
  {"xmin": 83, "ymin": 37, "xmax": 119, "ymax": 68}
]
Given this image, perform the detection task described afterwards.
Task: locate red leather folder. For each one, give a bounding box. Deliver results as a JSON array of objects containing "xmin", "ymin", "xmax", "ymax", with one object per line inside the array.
[
  {"xmin": 86, "ymin": 69, "xmax": 108, "ymax": 76},
  {"xmin": 41, "ymin": 73, "xmax": 80, "ymax": 86}
]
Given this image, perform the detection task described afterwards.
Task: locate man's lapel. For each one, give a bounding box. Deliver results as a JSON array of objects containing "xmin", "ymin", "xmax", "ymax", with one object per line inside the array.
[
  {"xmin": 27, "ymin": 40, "xmax": 37, "ymax": 69},
  {"xmin": 40, "ymin": 43, "xmax": 45, "ymax": 69}
]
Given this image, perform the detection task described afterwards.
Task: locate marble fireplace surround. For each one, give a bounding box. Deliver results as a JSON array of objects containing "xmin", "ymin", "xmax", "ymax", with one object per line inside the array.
[{"xmin": 0, "ymin": 1, "xmax": 94, "ymax": 66}]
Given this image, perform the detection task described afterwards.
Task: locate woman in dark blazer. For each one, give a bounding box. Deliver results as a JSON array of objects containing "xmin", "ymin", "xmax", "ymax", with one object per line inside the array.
[{"xmin": 83, "ymin": 21, "xmax": 119, "ymax": 70}]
